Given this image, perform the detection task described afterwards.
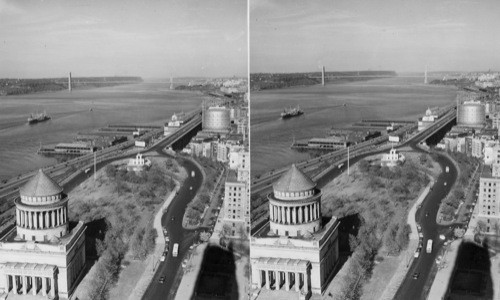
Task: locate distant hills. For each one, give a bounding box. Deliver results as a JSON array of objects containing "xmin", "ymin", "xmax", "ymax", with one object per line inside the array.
[
  {"xmin": 251, "ymin": 70, "xmax": 397, "ymax": 91},
  {"xmin": 0, "ymin": 76, "xmax": 143, "ymax": 96}
]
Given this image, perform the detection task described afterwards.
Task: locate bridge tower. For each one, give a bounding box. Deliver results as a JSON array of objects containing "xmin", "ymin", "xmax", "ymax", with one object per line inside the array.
[
  {"xmin": 322, "ymin": 66, "xmax": 325, "ymax": 86},
  {"xmin": 68, "ymin": 72, "xmax": 72, "ymax": 92},
  {"xmin": 424, "ymin": 65, "xmax": 428, "ymax": 84}
]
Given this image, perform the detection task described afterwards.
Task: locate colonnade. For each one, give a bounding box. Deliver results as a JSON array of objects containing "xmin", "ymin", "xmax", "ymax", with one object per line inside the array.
[
  {"xmin": 16, "ymin": 206, "xmax": 67, "ymax": 230},
  {"xmin": 269, "ymin": 202, "xmax": 320, "ymax": 224},
  {"xmin": 255, "ymin": 268, "xmax": 309, "ymax": 293},
  {"xmin": 5, "ymin": 274, "xmax": 56, "ymax": 297}
]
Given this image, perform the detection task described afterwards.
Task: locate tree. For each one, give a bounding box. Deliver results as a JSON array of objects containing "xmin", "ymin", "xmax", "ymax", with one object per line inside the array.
[
  {"xmin": 220, "ymin": 223, "xmax": 232, "ymax": 238},
  {"xmin": 237, "ymin": 224, "xmax": 248, "ymax": 240},
  {"xmin": 475, "ymin": 220, "xmax": 487, "ymax": 235},
  {"xmin": 419, "ymin": 153, "xmax": 428, "ymax": 165},
  {"xmin": 358, "ymin": 159, "xmax": 370, "ymax": 173},
  {"xmin": 105, "ymin": 164, "xmax": 116, "ymax": 178},
  {"xmin": 200, "ymin": 231, "xmax": 211, "ymax": 242}
]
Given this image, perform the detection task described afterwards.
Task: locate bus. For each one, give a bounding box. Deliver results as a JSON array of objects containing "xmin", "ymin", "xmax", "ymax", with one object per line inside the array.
[
  {"xmin": 173, "ymin": 243, "xmax": 179, "ymax": 257},
  {"xmin": 426, "ymin": 239, "xmax": 433, "ymax": 253}
]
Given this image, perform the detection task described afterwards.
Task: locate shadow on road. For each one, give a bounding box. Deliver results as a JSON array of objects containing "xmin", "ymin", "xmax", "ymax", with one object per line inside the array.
[
  {"xmin": 444, "ymin": 240, "xmax": 493, "ymax": 299},
  {"xmin": 190, "ymin": 243, "xmax": 239, "ymax": 300}
]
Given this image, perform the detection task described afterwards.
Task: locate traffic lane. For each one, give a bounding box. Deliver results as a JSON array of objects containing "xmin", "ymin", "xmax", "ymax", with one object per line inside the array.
[
  {"xmin": 395, "ymin": 152, "xmax": 457, "ymax": 299},
  {"xmin": 143, "ymin": 157, "xmax": 203, "ymax": 300}
]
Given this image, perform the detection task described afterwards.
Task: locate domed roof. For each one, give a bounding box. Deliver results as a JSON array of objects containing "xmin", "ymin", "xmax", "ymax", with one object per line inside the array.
[
  {"xmin": 20, "ymin": 169, "xmax": 63, "ymax": 197},
  {"xmin": 273, "ymin": 164, "xmax": 316, "ymax": 193}
]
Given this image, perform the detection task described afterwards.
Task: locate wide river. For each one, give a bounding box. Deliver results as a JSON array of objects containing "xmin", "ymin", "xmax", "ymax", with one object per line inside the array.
[
  {"xmin": 0, "ymin": 81, "xmax": 206, "ymax": 180},
  {"xmin": 251, "ymin": 77, "xmax": 458, "ymax": 175}
]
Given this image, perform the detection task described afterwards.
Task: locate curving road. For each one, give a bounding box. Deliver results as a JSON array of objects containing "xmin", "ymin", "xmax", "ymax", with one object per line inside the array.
[
  {"xmin": 394, "ymin": 148, "xmax": 457, "ymax": 300},
  {"xmin": 141, "ymin": 153, "xmax": 203, "ymax": 300}
]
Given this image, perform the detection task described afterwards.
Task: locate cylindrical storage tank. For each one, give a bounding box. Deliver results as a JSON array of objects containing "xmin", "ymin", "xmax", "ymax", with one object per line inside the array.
[
  {"xmin": 203, "ymin": 107, "xmax": 230, "ymax": 133},
  {"xmin": 457, "ymin": 101, "xmax": 485, "ymax": 128}
]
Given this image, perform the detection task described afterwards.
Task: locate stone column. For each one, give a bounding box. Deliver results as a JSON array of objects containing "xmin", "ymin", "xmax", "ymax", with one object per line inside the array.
[
  {"xmin": 281, "ymin": 207, "xmax": 286, "ymax": 224},
  {"xmin": 305, "ymin": 206, "xmax": 309, "ymax": 222},
  {"xmin": 275, "ymin": 271, "xmax": 280, "ymax": 290},
  {"xmin": 42, "ymin": 277, "xmax": 47, "ymax": 296},
  {"xmin": 269, "ymin": 205, "xmax": 274, "ymax": 221},
  {"xmin": 22, "ymin": 276, "xmax": 27, "ymax": 294},
  {"xmin": 45, "ymin": 212, "xmax": 49, "ymax": 228},
  {"xmin": 257, "ymin": 269, "xmax": 262, "ymax": 288},
  {"xmin": 285, "ymin": 272, "xmax": 290, "ymax": 291},
  {"xmin": 51, "ymin": 210, "xmax": 55, "ymax": 227},
  {"xmin": 59, "ymin": 208, "xmax": 63, "ymax": 224},
  {"xmin": 265, "ymin": 270, "xmax": 271, "ymax": 289},
  {"xmin": 32, "ymin": 275, "xmax": 37, "ymax": 295},
  {"xmin": 50, "ymin": 277, "xmax": 55, "ymax": 298},
  {"xmin": 309, "ymin": 204, "xmax": 313, "ymax": 221},
  {"xmin": 304, "ymin": 272, "xmax": 309, "ymax": 292},
  {"xmin": 27, "ymin": 212, "xmax": 32, "ymax": 229},
  {"xmin": 292, "ymin": 207, "xmax": 297, "ymax": 224},
  {"xmin": 16, "ymin": 209, "xmax": 20, "ymax": 225},
  {"xmin": 39, "ymin": 212, "xmax": 44, "ymax": 229},
  {"xmin": 13, "ymin": 275, "xmax": 18, "ymax": 294},
  {"xmin": 287, "ymin": 207, "xmax": 291, "ymax": 224},
  {"xmin": 295, "ymin": 272, "xmax": 300, "ymax": 291}
]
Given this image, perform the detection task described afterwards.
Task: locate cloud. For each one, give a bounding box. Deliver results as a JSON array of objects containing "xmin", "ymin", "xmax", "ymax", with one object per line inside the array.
[{"xmin": 0, "ymin": 0, "xmax": 22, "ymax": 15}]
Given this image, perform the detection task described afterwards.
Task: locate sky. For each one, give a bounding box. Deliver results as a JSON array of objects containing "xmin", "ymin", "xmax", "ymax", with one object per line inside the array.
[
  {"xmin": 251, "ymin": 0, "xmax": 500, "ymax": 73},
  {"xmin": 0, "ymin": 0, "xmax": 247, "ymax": 78}
]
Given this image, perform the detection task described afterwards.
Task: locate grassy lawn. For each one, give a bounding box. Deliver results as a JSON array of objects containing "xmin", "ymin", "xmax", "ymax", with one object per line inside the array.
[
  {"xmin": 322, "ymin": 151, "xmax": 439, "ymax": 300},
  {"xmin": 70, "ymin": 156, "xmax": 185, "ymax": 300}
]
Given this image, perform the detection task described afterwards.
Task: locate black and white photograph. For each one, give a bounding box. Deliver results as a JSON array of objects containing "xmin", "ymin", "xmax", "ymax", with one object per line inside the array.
[
  {"xmin": 0, "ymin": 0, "xmax": 248, "ymax": 299},
  {"xmin": 249, "ymin": 1, "xmax": 500, "ymax": 299}
]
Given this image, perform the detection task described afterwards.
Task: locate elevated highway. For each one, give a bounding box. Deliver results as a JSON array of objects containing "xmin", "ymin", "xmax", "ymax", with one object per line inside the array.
[
  {"xmin": 0, "ymin": 110, "xmax": 202, "ymax": 226},
  {"xmin": 251, "ymin": 105, "xmax": 457, "ymax": 228}
]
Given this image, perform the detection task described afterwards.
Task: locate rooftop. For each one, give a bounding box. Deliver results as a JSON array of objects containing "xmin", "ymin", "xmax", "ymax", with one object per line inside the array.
[
  {"xmin": 19, "ymin": 169, "xmax": 63, "ymax": 197},
  {"xmin": 273, "ymin": 164, "xmax": 316, "ymax": 193},
  {"xmin": 252, "ymin": 216, "xmax": 336, "ymax": 241},
  {"xmin": 1, "ymin": 221, "xmax": 83, "ymax": 246}
]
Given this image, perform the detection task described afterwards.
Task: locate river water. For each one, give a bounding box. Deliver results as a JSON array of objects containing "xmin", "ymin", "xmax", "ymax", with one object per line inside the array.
[
  {"xmin": 250, "ymin": 77, "xmax": 458, "ymax": 175},
  {"xmin": 0, "ymin": 81, "xmax": 205, "ymax": 180}
]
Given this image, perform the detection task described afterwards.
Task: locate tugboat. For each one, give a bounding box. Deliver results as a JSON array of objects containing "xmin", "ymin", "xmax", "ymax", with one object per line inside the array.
[
  {"xmin": 28, "ymin": 111, "xmax": 51, "ymax": 124},
  {"xmin": 281, "ymin": 105, "xmax": 304, "ymax": 119}
]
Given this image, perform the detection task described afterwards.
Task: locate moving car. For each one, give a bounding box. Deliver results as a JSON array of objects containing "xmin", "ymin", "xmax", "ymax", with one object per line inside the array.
[
  {"xmin": 413, "ymin": 272, "xmax": 419, "ymax": 279},
  {"xmin": 159, "ymin": 276, "xmax": 165, "ymax": 283},
  {"xmin": 173, "ymin": 243, "xmax": 179, "ymax": 257},
  {"xmin": 426, "ymin": 239, "xmax": 433, "ymax": 253}
]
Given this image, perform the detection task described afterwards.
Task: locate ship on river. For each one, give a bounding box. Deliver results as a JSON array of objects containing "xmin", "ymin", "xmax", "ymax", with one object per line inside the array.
[
  {"xmin": 28, "ymin": 111, "xmax": 51, "ymax": 124},
  {"xmin": 281, "ymin": 105, "xmax": 304, "ymax": 119}
]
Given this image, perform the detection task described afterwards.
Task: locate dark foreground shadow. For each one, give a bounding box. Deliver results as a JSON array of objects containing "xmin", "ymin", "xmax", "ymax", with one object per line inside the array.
[
  {"xmin": 337, "ymin": 213, "xmax": 362, "ymax": 254},
  {"xmin": 444, "ymin": 240, "xmax": 493, "ymax": 300},
  {"xmin": 83, "ymin": 218, "xmax": 107, "ymax": 259},
  {"xmin": 191, "ymin": 243, "xmax": 239, "ymax": 300}
]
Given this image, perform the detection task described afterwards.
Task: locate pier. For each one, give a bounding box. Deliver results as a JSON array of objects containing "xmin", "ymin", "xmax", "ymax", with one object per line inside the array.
[{"xmin": 251, "ymin": 105, "xmax": 457, "ymax": 223}]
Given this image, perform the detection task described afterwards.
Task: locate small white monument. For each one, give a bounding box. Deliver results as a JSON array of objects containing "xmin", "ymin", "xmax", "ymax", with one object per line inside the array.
[
  {"xmin": 381, "ymin": 148, "xmax": 405, "ymax": 167},
  {"xmin": 127, "ymin": 153, "xmax": 151, "ymax": 172}
]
